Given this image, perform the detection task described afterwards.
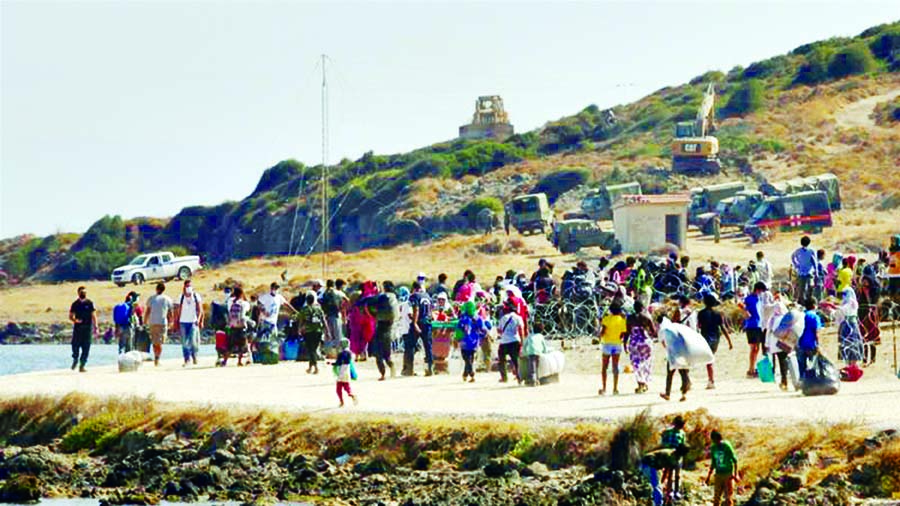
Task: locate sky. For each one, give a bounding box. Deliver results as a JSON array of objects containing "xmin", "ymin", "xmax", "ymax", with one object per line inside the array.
[{"xmin": 2, "ymin": 1, "xmax": 898, "ymax": 239}]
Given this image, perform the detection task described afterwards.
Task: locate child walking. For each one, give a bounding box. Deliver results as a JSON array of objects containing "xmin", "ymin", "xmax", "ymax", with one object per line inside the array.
[
  {"xmin": 333, "ymin": 338, "xmax": 358, "ymax": 407},
  {"xmin": 706, "ymin": 430, "xmax": 740, "ymax": 506}
]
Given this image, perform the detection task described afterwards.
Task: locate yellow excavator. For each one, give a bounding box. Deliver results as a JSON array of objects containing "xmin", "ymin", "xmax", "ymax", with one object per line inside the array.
[{"xmin": 671, "ymin": 83, "xmax": 721, "ymax": 175}]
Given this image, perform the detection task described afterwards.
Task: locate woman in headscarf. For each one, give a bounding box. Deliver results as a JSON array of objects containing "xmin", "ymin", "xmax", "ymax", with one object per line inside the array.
[
  {"xmin": 348, "ymin": 281, "xmax": 379, "ymax": 358},
  {"xmin": 835, "ymin": 288, "xmax": 863, "ymax": 367},
  {"xmin": 624, "ymin": 300, "xmax": 656, "ymax": 393},
  {"xmin": 825, "ymin": 252, "xmax": 842, "ymax": 298},
  {"xmin": 857, "ymin": 273, "xmax": 881, "ymax": 366}
]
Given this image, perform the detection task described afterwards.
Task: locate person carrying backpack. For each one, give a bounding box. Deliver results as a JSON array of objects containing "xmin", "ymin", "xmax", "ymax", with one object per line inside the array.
[
  {"xmin": 321, "ymin": 279, "xmax": 349, "ymax": 345},
  {"xmin": 113, "ymin": 292, "xmax": 138, "ymax": 354},
  {"xmin": 173, "ymin": 280, "xmax": 203, "ymax": 366},
  {"xmin": 224, "ymin": 286, "xmax": 251, "ymax": 366},
  {"xmin": 404, "ymin": 281, "xmax": 434, "ymax": 376},
  {"xmin": 366, "ymin": 280, "xmax": 399, "ymax": 380},
  {"xmin": 297, "ymin": 291, "xmax": 326, "ymax": 374}
]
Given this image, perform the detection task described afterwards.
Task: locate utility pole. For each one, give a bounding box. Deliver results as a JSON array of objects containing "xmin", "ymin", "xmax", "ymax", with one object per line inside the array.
[{"xmin": 321, "ymin": 53, "xmax": 328, "ymax": 280}]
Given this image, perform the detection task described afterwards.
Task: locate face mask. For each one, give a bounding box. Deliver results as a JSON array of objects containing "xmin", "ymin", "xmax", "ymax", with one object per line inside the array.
[
  {"xmin": 271, "ymin": 290, "xmax": 277, "ymax": 296},
  {"xmin": 78, "ymin": 293, "xmax": 86, "ymax": 300},
  {"xmin": 185, "ymin": 287, "xmax": 193, "ymax": 295}
]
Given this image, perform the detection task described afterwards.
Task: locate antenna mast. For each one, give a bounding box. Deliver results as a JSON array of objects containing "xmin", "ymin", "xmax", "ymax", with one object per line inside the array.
[{"xmin": 320, "ymin": 54, "xmax": 328, "ymax": 279}]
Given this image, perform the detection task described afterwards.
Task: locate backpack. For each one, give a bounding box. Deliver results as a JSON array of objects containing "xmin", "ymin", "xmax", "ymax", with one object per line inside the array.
[
  {"xmin": 321, "ymin": 290, "xmax": 340, "ymax": 316},
  {"xmin": 413, "ymin": 293, "xmax": 433, "ymax": 324},
  {"xmin": 113, "ymin": 303, "xmax": 132, "ymax": 326},
  {"xmin": 228, "ymin": 300, "xmax": 246, "ymax": 329},
  {"xmin": 303, "ymin": 306, "xmax": 325, "ymax": 334},
  {"xmin": 373, "ymin": 293, "xmax": 398, "ymax": 322}
]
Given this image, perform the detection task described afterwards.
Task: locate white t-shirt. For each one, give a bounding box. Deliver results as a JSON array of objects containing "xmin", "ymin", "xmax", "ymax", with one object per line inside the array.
[
  {"xmin": 178, "ymin": 292, "xmax": 203, "ymax": 323},
  {"xmin": 757, "ymin": 259, "xmax": 772, "ymax": 286},
  {"xmin": 396, "ymin": 301, "xmax": 413, "ymax": 338},
  {"xmin": 258, "ymin": 292, "xmax": 287, "ymax": 325},
  {"xmin": 498, "ymin": 313, "xmax": 524, "ymax": 345}
]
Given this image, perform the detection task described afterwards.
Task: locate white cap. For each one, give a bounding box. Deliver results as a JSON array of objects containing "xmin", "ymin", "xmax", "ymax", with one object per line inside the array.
[{"xmin": 416, "ymin": 272, "xmax": 428, "ymax": 280}]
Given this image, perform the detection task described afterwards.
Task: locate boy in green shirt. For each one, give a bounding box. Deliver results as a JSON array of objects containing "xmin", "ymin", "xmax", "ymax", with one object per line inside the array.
[{"xmin": 706, "ymin": 430, "xmax": 740, "ymax": 506}]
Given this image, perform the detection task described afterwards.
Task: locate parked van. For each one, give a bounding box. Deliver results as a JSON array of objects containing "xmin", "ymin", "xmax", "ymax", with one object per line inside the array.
[
  {"xmin": 743, "ymin": 191, "xmax": 832, "ymax": 242},
  {"xmin": 506, "ymin": 193, "xmax": 553, "ymax": 235}
]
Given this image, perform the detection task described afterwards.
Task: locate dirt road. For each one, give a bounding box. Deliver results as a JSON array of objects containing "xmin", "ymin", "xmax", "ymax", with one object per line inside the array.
[
  {"xmin": 834, "ymin": 89, "xmax": 900, "ymax": 130},
  {"xmin": 5, "ymin": 345, "xmax": 900, "ymax": 428}
]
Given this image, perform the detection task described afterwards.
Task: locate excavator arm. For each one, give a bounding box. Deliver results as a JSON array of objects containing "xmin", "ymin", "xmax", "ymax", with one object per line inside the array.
[{"xmin": 695, "ymin": 83, "xmax": 717, "ymax": 137}]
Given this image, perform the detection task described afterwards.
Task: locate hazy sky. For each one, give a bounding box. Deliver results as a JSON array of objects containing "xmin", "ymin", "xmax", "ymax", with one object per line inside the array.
[{"xmin": 2, "ymin": 1, "xmax": 897, "ymax": 238}]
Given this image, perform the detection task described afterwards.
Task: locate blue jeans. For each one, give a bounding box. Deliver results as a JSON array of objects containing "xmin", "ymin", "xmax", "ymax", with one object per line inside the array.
[
  {"xmin": 116, "ymin": 324, "xmax": 134, "ymax": 354},
  {"xmin": 795, "ymin": 275, "xmax": 814, "ymax": 304},
  {"xmin": 796, "ymin": 347, "xmax": 816, "ymax": 380},
  {"xmin": 180, "ymin": 322, "xmax": 199, "ymax": 362}
]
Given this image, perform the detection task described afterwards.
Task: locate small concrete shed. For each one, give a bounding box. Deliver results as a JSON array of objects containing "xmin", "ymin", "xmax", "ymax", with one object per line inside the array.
[{"xmin": 612, "ymin": 194, "xmax": 691, "ymax": 253}]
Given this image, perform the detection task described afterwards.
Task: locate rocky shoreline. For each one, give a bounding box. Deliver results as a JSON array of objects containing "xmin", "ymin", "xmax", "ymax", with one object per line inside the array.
[{"xmin": 1, "ymin": 396, "xmax": 898, "ymax": 505}]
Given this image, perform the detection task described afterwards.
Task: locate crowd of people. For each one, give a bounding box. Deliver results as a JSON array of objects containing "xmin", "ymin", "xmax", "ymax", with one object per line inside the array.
[{"xmin": 69, "ymin": 236, "xmax": 899, "ymax": 405}]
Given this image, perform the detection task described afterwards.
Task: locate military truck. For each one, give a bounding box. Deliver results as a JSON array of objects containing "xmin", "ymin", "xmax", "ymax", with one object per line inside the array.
[
  {"xmin": 696, "ymin": 190, "xmax": 765, "ymax": 235},
  {"xmin": 550, "ymin": 219, "xmax": 622, "ymax": 255},
  {"xmin": 743, "ymin": 191, "xmax": 833, "ymax": 243},
  {"xmin": 506, "ymin": 193, "xmax": 553, "ymax": 235},
  {"xmin": 580, "ymin": 182, "xmax": 641, "ymax": 221},
  {"xmin": 688, "ymin": 182, "xmax": 748, "ymax": 226},
  {"xmin": 760, "ymin": 173, "xmax": 841, "ymax": 210}
]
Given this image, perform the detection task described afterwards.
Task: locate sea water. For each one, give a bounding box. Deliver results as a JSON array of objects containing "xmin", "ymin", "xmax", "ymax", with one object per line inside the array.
[{"xmin": 0, "ymin": 344, "xmax": 216, "ymax": 376}]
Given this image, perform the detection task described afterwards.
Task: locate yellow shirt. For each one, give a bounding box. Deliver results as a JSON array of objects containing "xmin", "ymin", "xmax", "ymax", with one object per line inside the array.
[
  {"xmin": 836, "ymin": 267, "xmax": 853, "ymax": 293},
  {"xmin": 601, "ymin": 314, "xmax": 627, "ymax": 346}
]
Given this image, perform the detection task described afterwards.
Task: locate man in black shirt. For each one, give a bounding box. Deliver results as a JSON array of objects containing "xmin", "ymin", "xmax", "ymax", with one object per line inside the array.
[
  {"xmin": 697, "ymin": 294, "xmax": 733, "ymax": 389},
  {"xmin": 69, "ymin": 286, "xmax": 98, "ymax": 372}
]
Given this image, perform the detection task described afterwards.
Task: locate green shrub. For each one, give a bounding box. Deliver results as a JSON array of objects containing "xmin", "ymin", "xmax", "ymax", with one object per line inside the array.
[
  {"xmin": 742, "ymin": 55, "xmax": 791, "ymax": 79},
  {"xmin": 60, "ymin": 412, "xmax": 120, "ymax": 452},
  {"xmin": 827, "ymin": 44, "xmax": 877, "ymax": 79},
  {"xmin": 793, "ymin": 47, "xmax": 833, "ymax": 86},
  {"xmin": 251, "ymin": 159, "xmax": 304, "ymax": 196},
  {"xmin": 407, "ymin": 156, "xmax": 451, "ymax": 179},
  {"xmin": 533, "ymin": 168, "xmax": 591, "ymax": 203},
  {"xmin": 721, "ymin": 79, "xmax": 764, "ymax": 117},
  {"xmin": 869, "ymin": 31, "xmax": 900, "ymax": 60},
  {"xmin": 459, "ymin": 197, "xmax": 504, "ymax": 226}
]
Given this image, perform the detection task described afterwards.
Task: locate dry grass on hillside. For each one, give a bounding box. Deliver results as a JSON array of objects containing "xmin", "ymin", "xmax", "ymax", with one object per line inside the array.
[{"xmin": 1, "ymin": 207, "xmax": 897, "ymax": 324}]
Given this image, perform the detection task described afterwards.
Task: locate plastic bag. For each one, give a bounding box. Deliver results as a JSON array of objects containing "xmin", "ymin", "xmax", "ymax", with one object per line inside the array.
[
  {"xmin": 801, "ymin": 354, "xmax": 840, "ymax": 396},
  {"xmin": 537, "ymin": 351, "xmax": 565, "ymax": 378},
  {"xmin": 350, "ymin": 361, "xmax": 358, "ymax": 381},
  {"xmin": 117, "ymin": 351, "xmax": 143, "ymax": 373},
  {"xmin": 787, "ymin": 352, "xmax": 801, "ymax": 390},
  {"xmin": 659, "ymin": 318, "xmax": 713, "ymax": 369},
  {"xmin": 773, "ymin": 310, "xmax": 804, "ymax": 351},
  {"xmin": 757, "ymin": 356, "xmax": 775, "ymax": 383}
]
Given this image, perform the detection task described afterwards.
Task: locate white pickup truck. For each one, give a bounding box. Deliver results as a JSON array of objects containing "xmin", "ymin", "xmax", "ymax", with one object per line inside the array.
[{"xmin": 111, "ymin": 251, "xmax": 202, "ymax": 287}]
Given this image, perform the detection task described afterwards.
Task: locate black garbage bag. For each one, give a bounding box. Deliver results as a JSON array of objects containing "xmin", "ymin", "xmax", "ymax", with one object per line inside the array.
[{"xmin": 801, "ymin": 354, "xmax": 840, "ymax": 396}]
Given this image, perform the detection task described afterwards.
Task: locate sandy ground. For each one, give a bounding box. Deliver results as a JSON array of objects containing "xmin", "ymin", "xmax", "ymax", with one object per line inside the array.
[{"xmin": 5, "ymin": 323, "xmax": 900, "ymax": 428}]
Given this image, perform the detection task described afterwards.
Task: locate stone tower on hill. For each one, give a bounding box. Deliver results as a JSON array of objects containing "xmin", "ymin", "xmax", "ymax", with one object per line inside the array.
[{"xmin": 458, "ymin": 95, "xmax": 514, "ymax": 141}]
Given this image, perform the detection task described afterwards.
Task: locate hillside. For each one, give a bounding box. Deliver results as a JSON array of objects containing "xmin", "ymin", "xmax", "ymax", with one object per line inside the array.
[{"xmin": 2, "ymin": 20, "xmax": 899, "ymax": 283}]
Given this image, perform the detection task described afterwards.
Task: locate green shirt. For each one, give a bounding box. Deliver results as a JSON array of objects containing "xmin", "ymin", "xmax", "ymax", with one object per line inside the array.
[
  {"xmin": 710, "ymin": 441, "xmax": 738, "ymax": 475},
  {"xmin": 661, "ymin": 428, "xmax": 685, "ymax": 449}
]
